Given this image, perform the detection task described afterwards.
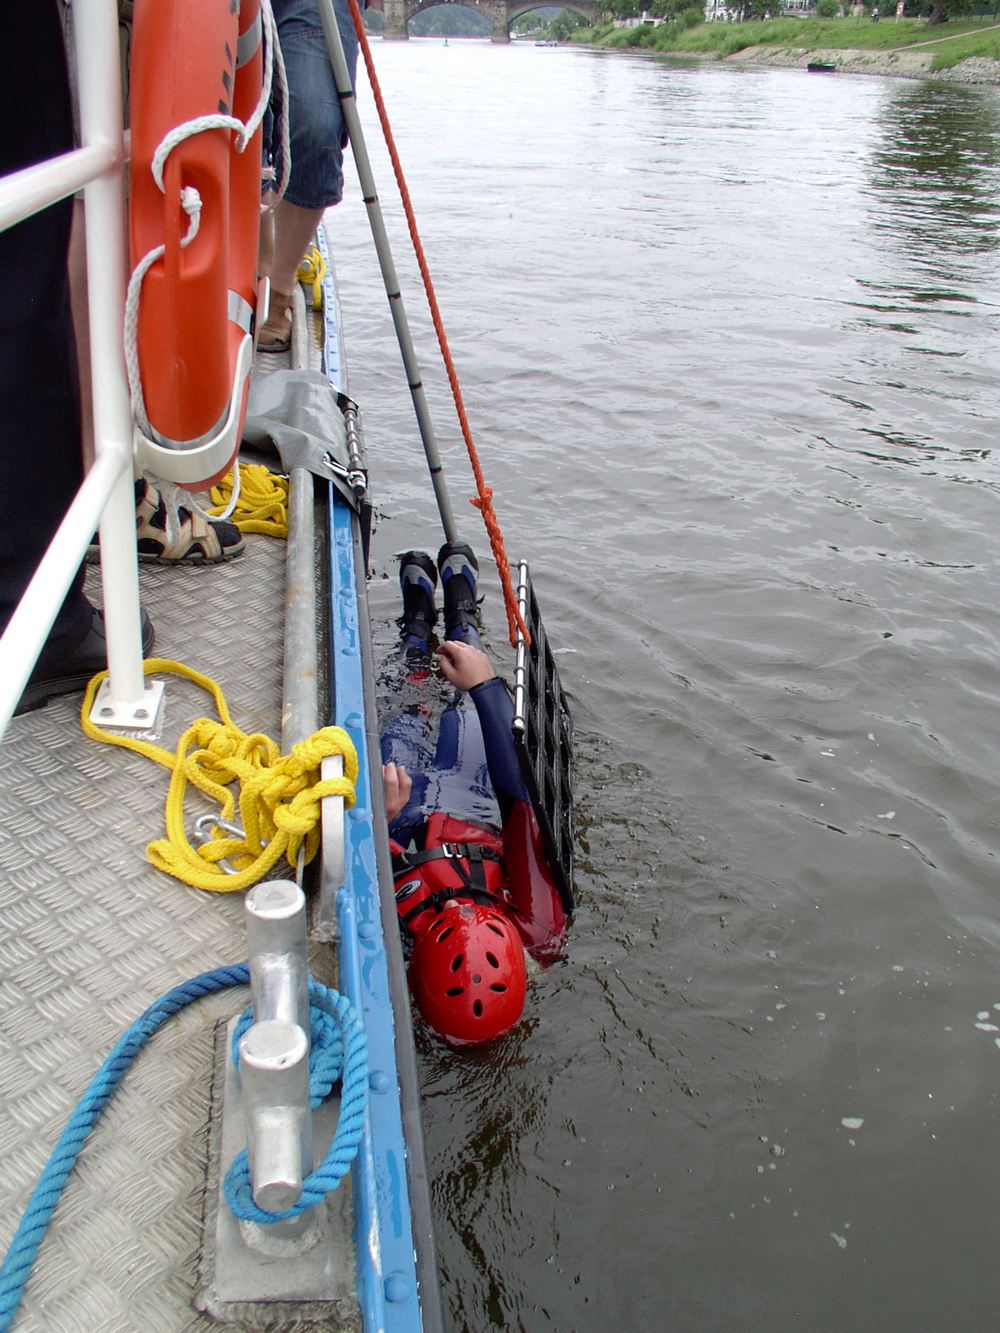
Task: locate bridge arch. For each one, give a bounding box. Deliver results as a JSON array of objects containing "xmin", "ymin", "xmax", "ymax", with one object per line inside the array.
[
  {"xmin": 507, "ymin": 1, "xmax": 595, "ymax": 25},
  {"xmin": 366, "ymin": 0, "xmax": 598, "ymax": 42}
]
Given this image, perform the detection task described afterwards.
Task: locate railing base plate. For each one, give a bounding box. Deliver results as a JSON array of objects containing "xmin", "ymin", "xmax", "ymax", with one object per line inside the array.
[{"xmin": 87, "ymin": 677, "xmax": 165, "ymax": 730}]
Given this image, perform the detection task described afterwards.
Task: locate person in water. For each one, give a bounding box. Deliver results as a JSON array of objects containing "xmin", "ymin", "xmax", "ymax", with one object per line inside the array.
[{"xmin": 381, "ymin": 542, "xmax": 567, "ymax": 1047}]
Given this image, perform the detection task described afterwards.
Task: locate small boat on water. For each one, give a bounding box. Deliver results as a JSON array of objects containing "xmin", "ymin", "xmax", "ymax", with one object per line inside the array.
[
  {"xmin": 806, "ymin": 60, "xmax": 837, "ymax": 72},
  {"xmin": 0, "ymin": 3, "xmax": 442, "ymax": 1329}
]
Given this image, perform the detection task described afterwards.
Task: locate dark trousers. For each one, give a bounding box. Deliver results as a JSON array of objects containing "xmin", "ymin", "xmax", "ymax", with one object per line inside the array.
[{"xmin": 0, "ymin": 2, "xmax": 90, "ymax": 650}]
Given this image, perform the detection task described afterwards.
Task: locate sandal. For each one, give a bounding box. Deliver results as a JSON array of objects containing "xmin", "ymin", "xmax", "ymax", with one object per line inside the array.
[
  {"xmin": 87, "ymin": 477, "xmax": 245, "ymax": 565},
  {"xmin": 257, "ymin": 288, "xmax": 293, "ymax": 353}
]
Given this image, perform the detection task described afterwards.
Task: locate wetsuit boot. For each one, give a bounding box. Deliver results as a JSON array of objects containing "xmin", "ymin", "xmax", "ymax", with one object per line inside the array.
[
  {"xmin": 399, "ymin": 551, "xmax": 437, "ymax": 654},
  {"xmin": 438, "ymin": 541, "xmax": 480, "ymax": 642}
]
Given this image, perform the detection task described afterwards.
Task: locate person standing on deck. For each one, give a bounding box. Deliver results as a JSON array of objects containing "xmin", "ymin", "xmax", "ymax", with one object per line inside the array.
[
  {"xmin": 258, "ymin": 0, "xmax": 360, "ymax": 352},
  {"xmin": 381, "ymin": 544, "xmax": 567, "ymax": 1047}
]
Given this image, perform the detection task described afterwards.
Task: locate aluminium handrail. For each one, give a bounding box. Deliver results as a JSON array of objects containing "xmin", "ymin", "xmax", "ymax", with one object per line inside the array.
[{"xmin": 0, "ymin": 0, "xmax": 151, "ymax": 739}]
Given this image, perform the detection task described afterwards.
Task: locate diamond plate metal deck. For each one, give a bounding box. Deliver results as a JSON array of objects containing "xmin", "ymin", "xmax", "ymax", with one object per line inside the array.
[{"xmin": 0, "ymin": 535, "xmax": 306, "ymax": 1331}]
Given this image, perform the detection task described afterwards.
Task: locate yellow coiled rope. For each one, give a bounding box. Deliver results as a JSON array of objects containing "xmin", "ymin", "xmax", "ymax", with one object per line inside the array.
[
  {"xmin": 81, "ymin": 659, "xmax": 358, "ymax": 894},
  {"xmin": 206, "ymin": 246, "xmax": 326, "ymax": 539},
  {"xmin": 209, "ymin": 461, "xmax": 289, "ymax": 538}
]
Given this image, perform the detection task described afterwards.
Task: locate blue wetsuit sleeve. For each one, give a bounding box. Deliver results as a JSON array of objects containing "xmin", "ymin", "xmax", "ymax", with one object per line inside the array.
[
  {"xmin": 469, "ymin": 676, "xmax": 531, "ymax": 807},
  {"xmin": 469, "ymin": 676, "xmax": 566, "ymax": 962}
]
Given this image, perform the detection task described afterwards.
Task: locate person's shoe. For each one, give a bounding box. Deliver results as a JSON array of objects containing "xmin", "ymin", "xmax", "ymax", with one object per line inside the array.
[
  {"xmin": 87, "ymin": 478, "xmax": 244, "ymax": 566},
  {"xmin": 399, "ymin": 551, "xmax": 437, "ymax": 646},
  {"xmin": 257, "ymin": 288, "xmax": 293, "ymax": 353},
  {"xmin": 438, "ymin": 541, "xmax": 479, "ymax": 636},
  {"xmin": 16, "ymin": 606, "xmax": 155, "ymax": 716}
]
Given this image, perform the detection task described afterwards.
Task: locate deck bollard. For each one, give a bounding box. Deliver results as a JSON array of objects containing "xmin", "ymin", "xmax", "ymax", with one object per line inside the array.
[
  {"xmin": 238, "ymin": 1018, "xmax": 313, "ymax": 1214},
  {"xmin": 241, "ymin": 881, "xmax": 314, "ymax": 1227},
  {"xmin": 245, "ymin": 880, "xmax": 310, "ymax": 1038}
]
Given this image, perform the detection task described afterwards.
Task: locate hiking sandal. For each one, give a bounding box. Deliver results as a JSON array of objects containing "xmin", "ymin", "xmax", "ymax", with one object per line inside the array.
[{"xmin": 87, "ymin": 477, "xmax": 245, "ymax": 565}]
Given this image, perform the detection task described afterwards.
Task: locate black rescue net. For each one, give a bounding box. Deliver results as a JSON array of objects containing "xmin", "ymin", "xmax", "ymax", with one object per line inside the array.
[{"xmin": 511, "ymin": 562, "xmax": 574, "ymax": 911}]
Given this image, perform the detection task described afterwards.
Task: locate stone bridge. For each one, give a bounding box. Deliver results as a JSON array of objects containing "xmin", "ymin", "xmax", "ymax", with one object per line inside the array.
[{"xmin": 366, "ymin": 0, "xmax": 599, "ymax": 43}]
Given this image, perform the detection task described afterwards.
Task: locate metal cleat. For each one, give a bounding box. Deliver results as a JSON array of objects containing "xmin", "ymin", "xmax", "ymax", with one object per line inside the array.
[
  {"xmin": 245, "ymin": 879, "xmax": 310, "ymax": 1037},
  {"xmin": 238, "ymin": 1018, "xmax": 312, "ymax": 1216}
]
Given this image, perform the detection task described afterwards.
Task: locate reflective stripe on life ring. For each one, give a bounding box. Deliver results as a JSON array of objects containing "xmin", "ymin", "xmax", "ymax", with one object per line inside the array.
[{"xmin": 129, "ymin": 0, "xmax": 263, "ymax": 489}]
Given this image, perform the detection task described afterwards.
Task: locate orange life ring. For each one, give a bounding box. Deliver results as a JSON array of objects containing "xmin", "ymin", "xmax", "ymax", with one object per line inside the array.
[{"xmin": 129, "ymin": 0, "xmax": 263, "ymax": 489}]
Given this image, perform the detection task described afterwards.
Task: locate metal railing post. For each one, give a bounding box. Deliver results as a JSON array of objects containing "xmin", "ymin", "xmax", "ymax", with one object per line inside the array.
[
  {"xmin": 75, "ymin": 0, "xmax": 156, "ymax": 724},
  {"xmin": 0, "ymin": 0, "xmax": 163, "ymax": 737}
]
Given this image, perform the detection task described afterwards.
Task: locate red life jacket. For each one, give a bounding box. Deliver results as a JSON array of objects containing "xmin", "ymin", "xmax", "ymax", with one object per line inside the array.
[{"xmin": 391, "ymin": 812, "xmax": 514, "ymax": 937}]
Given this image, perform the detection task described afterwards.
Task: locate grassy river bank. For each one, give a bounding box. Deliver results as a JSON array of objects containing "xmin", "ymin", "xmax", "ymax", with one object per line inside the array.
[{"xmin": 570, "ymin": 16, "xmax": 1000, "ymax": 83}]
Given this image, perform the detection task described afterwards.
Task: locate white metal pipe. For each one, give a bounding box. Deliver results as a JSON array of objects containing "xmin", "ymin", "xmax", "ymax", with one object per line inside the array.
[
  {"xmin": 0, "ymin": 144, "xmax": 116, "ymax": 233},
  {"xmin": 0, "ymin": 0, "xmax": 144, "ymax": 738},
  {"xmin": 0, "ymin": 447, "xmax": 127, "ymax": 736},
  {"xmin": 75, "ymin": 0, "xmax": 146, "ymax": 707}
]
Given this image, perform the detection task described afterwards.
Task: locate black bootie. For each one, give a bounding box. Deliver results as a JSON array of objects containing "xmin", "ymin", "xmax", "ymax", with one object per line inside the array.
[
  {"xmin": 399, "ymin": 551, "xmax": 437, "ymax": 647},
  {"xmin": 438, "ymin": 542, "xmax": 479, "ymax": 636}
]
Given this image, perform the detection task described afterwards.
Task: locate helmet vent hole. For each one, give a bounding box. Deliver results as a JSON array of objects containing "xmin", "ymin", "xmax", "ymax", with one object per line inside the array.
[
  {"xmin": 486, "ymin": 923, "xmax": 504, "ymax": 937},
  {"xmin": 446, "ymin": 986, "xmax": 464, "ymax": 997},
  {"xmin": 473, "ymin": 1000, "xmax": 484, "ymax": 1017},
  {"xmin": 437, "ymin": 926, "xmax": 454, "ymax": 942},
  {"xmin": 490, "ymin": 983, "xmax": 507, "ymax": 993},
  {"xmin": 485, "ymin": 951, "xmax": 499, "ymax": 969},
  {"xmin": 449, "ymin": 953, "xmax": 464, "ymax": 972}
]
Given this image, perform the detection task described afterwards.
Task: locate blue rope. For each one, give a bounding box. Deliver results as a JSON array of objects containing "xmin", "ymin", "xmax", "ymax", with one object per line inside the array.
[
  {"xmin": 0, "ymin": 964, "xmax": 368, "ymax": 1330},
  {"xmin": 0, "ymin": 962, "xmax": 249, "ymax": 1333},
  {"xmin": 223, "ymin": 978, "xmax": 368, "ymax": 1224}
]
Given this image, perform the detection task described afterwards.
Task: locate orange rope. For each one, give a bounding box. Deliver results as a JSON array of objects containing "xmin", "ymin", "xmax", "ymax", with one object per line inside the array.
[{"xmin": 344, "ymin": 0, "xmax": 530, "ymax": 647}]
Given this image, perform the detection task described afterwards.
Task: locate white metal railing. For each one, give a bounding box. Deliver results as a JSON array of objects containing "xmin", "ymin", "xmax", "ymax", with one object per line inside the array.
[{"xmin": 0, "ymin": 0, "xmax": 155, "ymax": 738}]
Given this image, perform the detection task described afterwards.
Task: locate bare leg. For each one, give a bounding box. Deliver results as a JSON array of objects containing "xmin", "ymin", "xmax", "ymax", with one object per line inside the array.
[
  {"xmin": 269, "ymin": 199, "xmax": 325, "ymax": 293},
  {"xmin": 258, "ymin": 200, "xmax": 326, "ymax": 351}
]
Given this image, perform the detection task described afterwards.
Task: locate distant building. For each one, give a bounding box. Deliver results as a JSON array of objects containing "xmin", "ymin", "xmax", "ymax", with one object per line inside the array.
[
  {"xmin": 706, "ymin": 0, "xmax": 815, "ymax": 13},
  {"xmin": 614, "ymin": 9, "xmax": 663, "ymax": 24}
]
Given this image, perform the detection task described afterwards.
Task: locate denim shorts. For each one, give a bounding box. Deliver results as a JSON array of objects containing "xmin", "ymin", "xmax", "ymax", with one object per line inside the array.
[{"xmin": 270, "ymin": 0, "xmax": 359, "ymax": 210}]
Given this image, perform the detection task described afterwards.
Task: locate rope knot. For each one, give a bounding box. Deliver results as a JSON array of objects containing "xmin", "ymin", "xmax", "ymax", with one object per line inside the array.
[
  {"xmin": 197, "ymin": 721, "xmax": 242, "ymax": 762},
  {"xmin": 178, "ymin": 185, "xmax": 202, "ymax": 247},
  {"xmin": 292, "ymin": 726, "xmax": 360, "ymax": 781}
]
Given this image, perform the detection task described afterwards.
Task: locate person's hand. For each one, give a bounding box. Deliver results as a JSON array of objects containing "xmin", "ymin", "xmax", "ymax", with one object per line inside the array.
[
  {"xmin": 382, "ymin": 761, "xmax": 412, "ymax": 823},
  {"xmin": 436, "ymin": 641, "xmax": 495, "ymax": 692}
]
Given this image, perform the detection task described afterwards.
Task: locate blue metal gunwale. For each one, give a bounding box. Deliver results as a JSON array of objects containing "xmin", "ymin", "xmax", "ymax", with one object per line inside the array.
[
  {"xmin": 317, "ymin": 227, "xmax": 441, "ymax": 1333},
  {"xmin": 318, "ymin": 225, "xmax": 347, "ymax": 394}
]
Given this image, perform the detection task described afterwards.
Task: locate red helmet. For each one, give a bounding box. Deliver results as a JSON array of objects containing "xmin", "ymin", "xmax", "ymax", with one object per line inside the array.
[{"xmin": 409, "ymin": 903, "xmax": 527, "ymax": 1046}]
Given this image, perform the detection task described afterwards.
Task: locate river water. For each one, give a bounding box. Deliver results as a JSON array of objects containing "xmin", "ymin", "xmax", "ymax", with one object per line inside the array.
[{"xmin": 331, "ymin": 40, "xmax": 1000, "ymax": 1332}]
